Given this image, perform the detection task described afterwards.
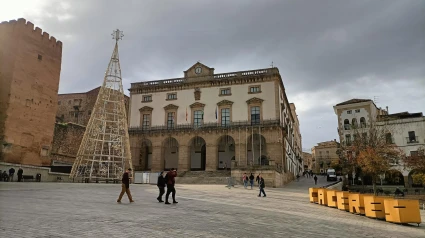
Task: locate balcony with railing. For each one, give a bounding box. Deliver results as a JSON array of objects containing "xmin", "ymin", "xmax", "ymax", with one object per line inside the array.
[
  {"xmin": 129, "ymin": 119, "xmax": 282, "ymax": 134},
  {"xmin": 406, "ymin": 136, "xmax": 419, "ymax": 144},
  {"xmin": 130, "ymin": 68, "xmax": 277, "ymax": 91}
]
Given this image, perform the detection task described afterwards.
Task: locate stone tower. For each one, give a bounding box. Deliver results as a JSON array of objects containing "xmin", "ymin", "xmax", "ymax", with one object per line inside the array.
[
  {"xmin": 70, "ymin": 30, "xmax": 132, "ymax": 182},
  {"xmin": 0, "ymin": 18, "xmax": 62, "ymax": 166}
]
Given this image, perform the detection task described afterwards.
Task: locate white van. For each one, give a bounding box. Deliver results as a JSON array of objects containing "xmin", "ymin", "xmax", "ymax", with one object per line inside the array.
[{"xmin": 327, "ymin": 169, "xmax": 337, "ymax": 181}]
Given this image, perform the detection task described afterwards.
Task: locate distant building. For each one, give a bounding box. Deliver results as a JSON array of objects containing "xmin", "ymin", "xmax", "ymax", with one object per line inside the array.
[
  {"xmin": 0, "ymin": 18, "xmax": 62, "ymax": 166},
  {"xmin": 311, "ymin": 140, "xmax": 339, "ymax": 174},
  {"xmin": 333, "ymin": 98, "xmax": 425, "ymax": 187},
  {"xmin": 128, "ymin": 62, "xmax": 303, "ymax": 186},
  {"xmin": 302, "ymin": 152, "xmax": 312, "ymax": 171},
  {"xmin": 56, "ymin": 87, "xmax": 129, "ymax": 126}
]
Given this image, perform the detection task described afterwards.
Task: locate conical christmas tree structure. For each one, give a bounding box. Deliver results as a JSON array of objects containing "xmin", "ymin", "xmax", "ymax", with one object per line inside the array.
[{"xmin": 70, "ymin": 29, "xmax": 132, "ymax": 182}]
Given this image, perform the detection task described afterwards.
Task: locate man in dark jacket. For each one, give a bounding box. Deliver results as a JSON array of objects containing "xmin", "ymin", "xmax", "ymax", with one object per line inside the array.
[
  {"xmin": 258, "ymin": 174, "xmax": 266, "ymax": 197},
  {"xmin": 17, "ymin": 167, "xmax": 24, "ymax": 182},
  {"xmin": 165, "ymin": 168, "xmax": 178, "ymax": 204},
  {"xmin": 249, "ymin": 173, "xmax": 255, "ymax": 189},
  {"xmin": 117, "ymin": 168, "xmax": 134, "ymax": 203},
  {"xmin": 9, "ymin": 167, "xmax": 15, "ymax": 182},
  {"xmin": 157, "ymin": 171, "xmax": 166, "ymax": 202}
]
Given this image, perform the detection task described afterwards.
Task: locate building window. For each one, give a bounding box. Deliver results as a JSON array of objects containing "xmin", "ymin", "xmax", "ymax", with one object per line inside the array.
[
  {"xmin": 344, "ymin": 119, "xmax": 350, "ymax": 130},
  {"xmin": 351, "ymin": 118, "xmax": 358, "ymax": 128},
  {"xmin": 385, "ymin": 133, "xmax": 393, "ymax": 144},
  {"xmin": 347, "ymin": 110, "xmax": 352, "ymax": 114},
  {"xmin": 194, "ymin": 110, "xmax": 203, "ymax": 128},
  {"xmin": 41, "ymin": 147, "xmax": 49, "ymax": 156},
  {"xmin": 142, "ymin": 95, "xmax": 152, "ymax": 102},
  {"xmin": 407, "ymin": 131, "xmax": 417, "ymax": 143},
  {"xmin": 410, "ymin": 151, "xmax": 418, "ymax": 157},
  {"xmin": 251, "ymin": 106, "xmax": 260, "ymax": 125},
  {"xmin": 167, "ymin": 112, "xmax": 175, "ymax": 129},
  {"xmin": 249, "ymin": 85, "xmax": 261, "ymax": 94},
  {"xmin": 58, "ymin": 101, "xmax": 61, "ymax": 105},
  {"xmin": 166, "ymin": 93, "xmax": 177, "ymax": 100},
  {"xmin": 38, "ymin": 54, "xmax": 42, "ymax": 60},
  {"xmin": 142, "ymin": 114, "xmax": 150, "ymax": 130},
  {"xmin": 221, "ymin": 108, "xmax": 230, "ymax": 126},
  {"xmin": 360, "ymin": 117, "xmax": 366, "ymax": 128},
  {"xmin": 345, "ymin": 134, "xmax": 351, "ymax": 145},
  {"xmin": 220, "ymin": 88, "xmax": 231, "ymax": 96},
  {"xmin": 355, "ymin": 109, "xmax": 360, "ymax": 113}
]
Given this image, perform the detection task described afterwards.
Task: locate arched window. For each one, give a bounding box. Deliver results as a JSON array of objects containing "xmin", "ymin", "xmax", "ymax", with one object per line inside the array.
[
  {"xmin": 344, "ymin": 119, "xmax": 350, "ymax": 130},
  {"xmin": 352, "ymin": 118, "xmax": 358, "ymax": 128},
  {"xmin": 360, "ymin": 117, "xmax": 366, "ymax": 128}
]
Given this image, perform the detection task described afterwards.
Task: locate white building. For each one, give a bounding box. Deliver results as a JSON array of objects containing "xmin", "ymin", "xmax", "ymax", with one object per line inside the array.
[
  {"xmin": 127, "ymin": 62, "xmax": 303, "ymax": 186},
  {"xmin": 333, "ymin": 99, "xmax": 425, "ymax": 186}
]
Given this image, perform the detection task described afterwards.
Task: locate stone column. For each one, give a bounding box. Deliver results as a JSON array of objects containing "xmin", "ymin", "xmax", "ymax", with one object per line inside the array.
[
  {"xmin": 404, "ymin": 176, "xmax": 409, "ymax": 188},
  {"xmin": 178, "ymin": 145, "xmax": 190, "ymax": 172},
  {"xmin": 150, "ymin": 145, "xmax": 162, "ymax": 172},
  {"xmin": 206, "ymin": 143, "xmax": 218, "ymax": 171}
]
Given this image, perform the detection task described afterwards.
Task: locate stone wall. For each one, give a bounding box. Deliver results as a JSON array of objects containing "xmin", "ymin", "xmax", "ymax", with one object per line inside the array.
[
  {"xmin": 0, "ymin": 162, "xmax": 71, "ymax": 182},
  {"xmin": 0, "ymin": 18, "xmax": 62, "ymax": 166},
  {"xmin": 57, "ymin": 87, "xmax": 129, "ymax": 126},
  {"xmin": 231, "ymin": 168, "xmax": 293, "ymax": 188},
  {"xmin": 50, "ymin": 122, "xmax": 86, "ymax": 164}
]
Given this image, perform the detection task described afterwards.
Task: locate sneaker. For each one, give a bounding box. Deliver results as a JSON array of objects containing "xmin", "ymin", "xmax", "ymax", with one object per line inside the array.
[
  {"xmin": 117, "ymin": 200, "xmax": 121, "ymax": 203},
  {"xmin": 258, "ymin": 195, "xmax": 261, "ymax": 197},
  {"xmin": 263, "ymin": 195, "xmax": 266, "ymax": 197},
  {"xmin": 130, "ymin": 200, "xmax": 135, "ymax": 203},
  {"xmin": 173, "ymin": 201, "xmax": 178, "ymax": 204},
  {"xmin": 165, "ymin": 202, "xmax": 171, "ymax": 204}
]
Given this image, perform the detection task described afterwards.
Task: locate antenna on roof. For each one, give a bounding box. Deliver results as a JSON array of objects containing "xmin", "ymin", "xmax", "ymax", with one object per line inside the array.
[{"xmin": 271, "ymin": 61, "xmax": 274, "ymax": 68}]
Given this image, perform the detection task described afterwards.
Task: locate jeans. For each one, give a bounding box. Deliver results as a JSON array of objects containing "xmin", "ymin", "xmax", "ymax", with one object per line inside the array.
[
  {"xmin": 157, "ymin": 186, "xmax": 165, "ymax": 201},
  {"xmin": 259, "ymin": 187, "xmax": 266, "ymax": 197},
  {"xmin": 166, "ymin": 185, "xmax": 176, "ymax": 202},
  {"xmin": 243, "ymin": 180, "xmax": 248, "ymax": 188},
  {"xmin": 250, "ymin": 180, "xmax": 254, "ymax": 189}
]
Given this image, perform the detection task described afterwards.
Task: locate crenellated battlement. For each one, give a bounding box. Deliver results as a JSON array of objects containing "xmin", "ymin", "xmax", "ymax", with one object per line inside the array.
[{"xmin": 0, "ymin": 18, "xmax": 62, "ymax": 48}]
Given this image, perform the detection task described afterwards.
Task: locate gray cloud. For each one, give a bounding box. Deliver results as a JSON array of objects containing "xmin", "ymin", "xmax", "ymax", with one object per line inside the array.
[{"xmin": 4, "ymin": 0, "xmax": 424, "ymax": 150}]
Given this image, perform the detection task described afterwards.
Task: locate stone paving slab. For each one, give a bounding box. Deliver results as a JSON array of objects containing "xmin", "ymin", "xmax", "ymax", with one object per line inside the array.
[{"xmin": 0, "ymin": 180, "xmax": 424, "ymax": 238}]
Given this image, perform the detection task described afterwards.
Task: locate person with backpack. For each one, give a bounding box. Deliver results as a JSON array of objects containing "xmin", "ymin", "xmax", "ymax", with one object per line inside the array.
[
  {"xmin": 157, "ymin": 171, "xmax": 166, "ymax": 202},
  {"xmin": 165, "ymin": 168, "xmax": 178, "ymax": 204},
  {"xmin": 249, "ymin": 173, "xmax": 255, "ymax": 189}
]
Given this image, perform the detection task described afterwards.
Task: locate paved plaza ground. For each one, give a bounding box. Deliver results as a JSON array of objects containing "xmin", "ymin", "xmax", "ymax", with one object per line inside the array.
[{"xmin": 0, "ymin": 176, "xmax": 424, "ymax": 237}]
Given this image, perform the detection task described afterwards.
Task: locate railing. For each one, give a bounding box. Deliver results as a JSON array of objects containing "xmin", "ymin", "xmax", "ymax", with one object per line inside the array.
[
  {"xmin": 130, "ymin": 68, "xmax": 274, "ymax": 89},
  {"xmin": 129, "ymin": 119, "xmax": 281, "ymax": 134},
  {"xmin": 406, "ymin": 136, "xmax": 419, "ymax": 144},
  {"xmin": 344, "ymin": 124, "xmax": 351, "ymax": 130}
]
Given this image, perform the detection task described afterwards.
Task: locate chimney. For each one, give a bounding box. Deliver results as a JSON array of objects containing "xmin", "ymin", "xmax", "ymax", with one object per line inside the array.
[{"xmin": 386, "ymin": 106, "xmax": 389, "ymax": 114}]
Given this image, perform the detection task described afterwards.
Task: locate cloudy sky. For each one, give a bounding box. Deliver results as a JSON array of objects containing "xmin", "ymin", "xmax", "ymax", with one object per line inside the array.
[{"xmin": 2, "ymin": 0, "xmax": 424, "ymax": 151}]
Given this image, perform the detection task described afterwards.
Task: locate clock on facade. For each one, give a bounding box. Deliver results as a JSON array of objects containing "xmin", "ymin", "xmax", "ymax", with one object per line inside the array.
[{"xmin": 195, "ymin": 67, "xmax": 202, "ymax": 74}]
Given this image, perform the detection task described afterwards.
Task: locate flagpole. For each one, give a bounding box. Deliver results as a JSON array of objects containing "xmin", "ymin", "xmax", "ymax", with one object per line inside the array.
[{"xmin": 245, "ymin": 127, "xmax": 247, "ymax": 166}]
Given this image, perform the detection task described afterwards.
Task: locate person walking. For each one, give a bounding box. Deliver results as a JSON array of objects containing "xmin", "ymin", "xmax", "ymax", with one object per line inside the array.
[
  {"xmin": 256, "ymin": 174, "xmax": 260, "ymax": 185},
  {"xmin": 242, "ymin": 173, "xmax": 248, "ymax": 189},
  {"xmin": 8, "ymin": 167, "xmax": 15, "ymax": 182},
  {"xmin": 157, "ymin": 171, "xmax": 166, "ymax": 202},
  {"xmin": 258, "ymin": 175, "xmax": 266, "ymax": 197},
  {"xmin": 117, "ymin": 168, "xmax": 134, "ymax": 203},
  {"xmin": 249, "ymin": 173, "xmax": 254, "ymax": 189},
  {"xmin": 165, "ymin": 168, "xmax": 178, "ymax": 204},
  {"xmin": 17, "ymin": 167, "xmax": 23, "ymax": 182},
  {"xmin": 314, "ymin": 175, "xmax": 318, "ymax": 185}
]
